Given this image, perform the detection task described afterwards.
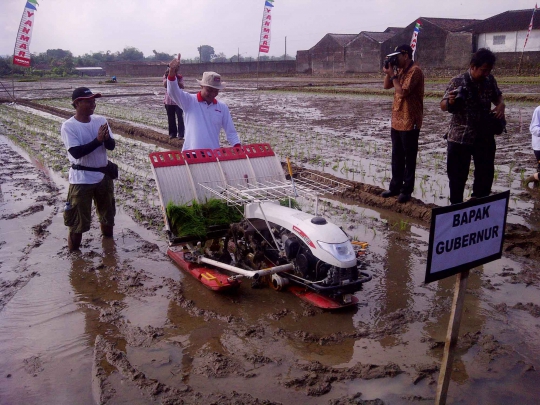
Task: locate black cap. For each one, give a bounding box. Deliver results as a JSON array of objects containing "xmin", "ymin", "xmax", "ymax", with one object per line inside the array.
[
  {"xmin": 395, "ymin": 44, "xmax": 413, "ymax": 58},
  {"xmin": 71, "ymin": 87, "xmax": 102, "ymax": 102}
]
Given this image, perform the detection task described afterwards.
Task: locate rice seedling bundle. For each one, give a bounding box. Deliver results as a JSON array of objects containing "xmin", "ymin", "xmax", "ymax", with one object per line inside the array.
[{"xmin": 166, "ymin": 199, "xmax": 243, "ymax": 238}]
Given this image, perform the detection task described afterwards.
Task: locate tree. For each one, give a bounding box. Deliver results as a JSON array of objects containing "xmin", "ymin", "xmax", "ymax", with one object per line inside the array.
[
  {"xmin": 276, "ymin": 54, "xmax": 296, "ymax": 61},
  {"xmin": 46, "ymin": 49, "xmax": 72, "ymax": 60},
  {"xmin": 116, "ymin": 46, "xmax": 144, "ymax": 61},
  {"xmin": 62, "ymin": 56, "xmax": 74, "ymax": 72},
  {"xmin": 151, "ymin": 50, "xmax": 174, "ymax": 62},
  {"xmin": 0, "ymin": 56, "xmax": 11, "ymax": 75},
  {"xmin": 197, "ymin": 45, "xmax": 215, "ymax": 63},
  {"xmin": 212, "ymin": 52, "xmax": 228, "ymax": 63}
]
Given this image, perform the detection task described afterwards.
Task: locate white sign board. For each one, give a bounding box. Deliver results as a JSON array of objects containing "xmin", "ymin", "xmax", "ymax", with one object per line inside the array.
[{"xmin": 425, "ymin": 191, "xmax": 509, "ymax": 283}]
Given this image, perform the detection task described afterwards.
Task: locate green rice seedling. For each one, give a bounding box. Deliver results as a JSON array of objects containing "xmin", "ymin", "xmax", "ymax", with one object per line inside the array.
[
  {"xmin": 399, "ymin": 219, "xmax": 409, "ymax": 231},
  {"xmin": 420, "ymin": 182, "xmax": 426, "ymax": 197},
  {"xmin": 166, "ymin": 199, "xmax": 243, "ymax": 239},
  {"xmin": 279, "ymin": 198, "xmax": 301, "ymax": 210}
]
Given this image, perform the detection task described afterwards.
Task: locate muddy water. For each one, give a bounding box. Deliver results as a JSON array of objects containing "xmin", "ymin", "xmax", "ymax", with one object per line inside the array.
[{"xmin": 1, "ymin": 77, "xmax": 540, "ymax": 404}]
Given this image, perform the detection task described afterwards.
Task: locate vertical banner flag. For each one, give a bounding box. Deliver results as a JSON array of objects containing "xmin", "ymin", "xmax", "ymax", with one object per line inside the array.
[
  {"xmin": 410, "ymin": 20, "xmax": 421, "ymax": 60},
  {"xmin": 259, "ymin": 0, "xmax": 274, "ymax": 53},
  {"xmin": 13, "ymin": 0, "xmax": 39, "ymax": 67},
  {"xmin": 524, "ymin": 4, "xmax": 538, "ymax": 50}
]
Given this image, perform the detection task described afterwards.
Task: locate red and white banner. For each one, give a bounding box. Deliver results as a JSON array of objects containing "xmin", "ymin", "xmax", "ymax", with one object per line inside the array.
[
  {"xmin": 523, "ymin": 4, "xmax": 538, "ymax": 50},
  {"xmin": 13, "ymin": 0, "xmax": 39, "ymax": 67},
  {"xmin": 410, "ymin": 20, "xmax": 421, "ymax": 61},
  {"xmin": 259, "ymin": 0, "xmax": 274, "ymax": 53}
]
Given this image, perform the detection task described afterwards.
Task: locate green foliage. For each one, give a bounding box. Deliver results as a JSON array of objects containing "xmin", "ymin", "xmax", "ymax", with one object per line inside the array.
[
  {"xmin": 166, "ymin": 199, "xmax": 243, "ymax": 238},
  {"xmin": 197, "ymin": 45, "xmax": 215, "ymax": 63},
  {"xmin": 46, "ymin": 49, "xmax": 73, "ymax": 59},
  {"xmin": 0, "ymin": 57, "xmax": 11, "ymax": 75},
  {"xmin": 151, "ymin": 50, "xmax": 174, "ymax": 61},
  {"xmin": 279, "ymin": 198, "xmax": 301, "ymax": 209},
  {"xmin": 117, "ymin": 46, "xmax": 145, "ymax": 61}
]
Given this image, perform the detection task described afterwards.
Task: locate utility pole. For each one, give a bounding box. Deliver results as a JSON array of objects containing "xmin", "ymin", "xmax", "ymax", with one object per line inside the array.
[
  {"xmin": 284, "ymin": 36, "xmax": 287, "ymax": 60},
  {"xmin": 238, "ymin": 48, "xmax": 240, "ymax": 63}
]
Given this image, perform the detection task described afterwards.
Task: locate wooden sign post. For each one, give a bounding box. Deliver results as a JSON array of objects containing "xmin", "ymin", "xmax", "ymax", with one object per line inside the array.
[
  {"xmin": 435, "ymin": 269, "xmax": 469, "ymax": 405},
  {"xmin": 425, "ymin": 192, "xmax": 509, "ymax": 404}
]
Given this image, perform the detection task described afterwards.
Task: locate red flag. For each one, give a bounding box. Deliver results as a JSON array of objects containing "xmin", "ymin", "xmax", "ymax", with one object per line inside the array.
[{"xmin": 523, "ymin": 4, "xmax": 538, "ymax": 50}]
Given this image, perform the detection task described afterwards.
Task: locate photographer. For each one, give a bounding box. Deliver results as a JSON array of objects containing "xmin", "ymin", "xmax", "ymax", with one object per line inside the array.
[
  {"xmin": 441, "ymin": 48, "xmax": 505, "ymax": 205},
  {"xmin": 381, "ymin": 44, "xmax": 425, "ymax": 204}
]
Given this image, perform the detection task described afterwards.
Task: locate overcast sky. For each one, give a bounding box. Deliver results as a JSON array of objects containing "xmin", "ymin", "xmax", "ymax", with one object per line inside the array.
[{"xmin": 1, "ymin": 0, "xmax": 537, "ymax": 59}]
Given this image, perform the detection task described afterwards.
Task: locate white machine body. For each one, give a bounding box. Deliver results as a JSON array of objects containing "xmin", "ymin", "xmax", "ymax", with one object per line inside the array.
[{"xmin": 245, "ymin": 202, "xmax": 357, "ymax": 268}]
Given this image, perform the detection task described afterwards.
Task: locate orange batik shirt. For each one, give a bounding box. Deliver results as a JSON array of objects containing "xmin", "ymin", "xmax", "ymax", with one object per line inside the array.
[{"xmin": 391, "ymin": 64, "xmax": 424, "ymax": 131}]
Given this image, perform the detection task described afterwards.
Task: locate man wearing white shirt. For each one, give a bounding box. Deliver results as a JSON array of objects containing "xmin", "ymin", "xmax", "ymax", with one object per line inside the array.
[
  {"xmin": 167, "ymin": 55, "xmax": 241, "ymax": 151},
  {"xmin": 61, "ymin": 87, "xmax": 116, "ymax": 251},
  {"xmin": 524, "ymin": 105, "xmax": 540, "ymax": 185}
]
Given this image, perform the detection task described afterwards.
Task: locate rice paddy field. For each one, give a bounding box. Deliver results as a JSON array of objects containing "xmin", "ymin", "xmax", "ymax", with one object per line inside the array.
[{"xmin": 0, "ymin": 74, "xmax": 539, "ymax": 404}]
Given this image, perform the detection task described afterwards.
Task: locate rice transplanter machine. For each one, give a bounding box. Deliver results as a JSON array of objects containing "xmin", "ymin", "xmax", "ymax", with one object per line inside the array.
[{"xmin": 149, "ymin": 143, "xmax": 370, "ymax": 309}]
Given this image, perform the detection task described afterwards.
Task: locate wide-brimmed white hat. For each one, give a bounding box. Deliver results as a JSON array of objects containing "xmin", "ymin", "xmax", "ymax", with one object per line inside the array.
[{"xmin": 196, "ymin": 71, "xmax": 225, "ymax": 89}]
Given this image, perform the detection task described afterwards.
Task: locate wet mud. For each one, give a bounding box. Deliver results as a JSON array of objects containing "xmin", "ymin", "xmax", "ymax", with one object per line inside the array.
[{"xmin": 0, "ymin": 76, "xmax": 539, "ymax": 404}]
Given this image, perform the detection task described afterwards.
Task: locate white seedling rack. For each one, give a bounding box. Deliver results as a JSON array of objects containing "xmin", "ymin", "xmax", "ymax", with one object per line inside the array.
[{"xmin": 149, "ymin": 143, "xmax": 350, "ymax": 230}]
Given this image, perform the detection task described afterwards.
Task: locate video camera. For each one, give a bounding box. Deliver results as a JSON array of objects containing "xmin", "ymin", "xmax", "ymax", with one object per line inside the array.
[
  {"xmin": 384, "ymin": 52, "xmax": 400, "ymax": 69},
  {"xmin": 451, "ymin": 86, "xmax": 468, "ymax": 110}
]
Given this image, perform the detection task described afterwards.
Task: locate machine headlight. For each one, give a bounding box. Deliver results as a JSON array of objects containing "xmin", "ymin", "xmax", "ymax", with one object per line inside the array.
[{"xmin": 317, "ymin": 240, "xmax": 356, "ymax": 262}]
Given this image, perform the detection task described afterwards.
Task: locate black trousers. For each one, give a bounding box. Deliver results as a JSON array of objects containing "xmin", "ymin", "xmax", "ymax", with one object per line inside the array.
[
  {"xmin": 389, "ymin": 128, "xmax": 420, "ymax": 195},
  {"xmin": 447, "ymin": 136, "xmax": 496, "ymax": 205},
  {"xmin": 164, "ymin": 104, "xmax": 185, "ymax": 137},
  {"xmin": 534, "ymin": 149, "xmax": 540, "ymax": 172}
]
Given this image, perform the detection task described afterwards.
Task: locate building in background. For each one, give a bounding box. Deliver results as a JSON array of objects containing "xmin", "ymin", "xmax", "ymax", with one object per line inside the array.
[
  {"xmin": 306, "ymin": 34, "xmax": 357, "ymax": 75},
  {"xmin": 74, "ymin": 67, "xmax": 106, "ymax": 77},
  {"xmin": 382, "ymin": 17, "xmax": 478, "ymax": 71},
  {"xmin": 470, "ymin": 8, "xmax": 540, "ymax": 71},
  {"xmin": 346, "ymin": 29, "xmax": 401, "ymax": 73}
]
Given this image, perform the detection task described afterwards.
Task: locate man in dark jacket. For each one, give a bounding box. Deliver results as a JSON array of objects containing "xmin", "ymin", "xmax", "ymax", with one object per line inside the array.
[{"xmin": 440, "ymin": 48, "xmax": 505, "ymax": 205}]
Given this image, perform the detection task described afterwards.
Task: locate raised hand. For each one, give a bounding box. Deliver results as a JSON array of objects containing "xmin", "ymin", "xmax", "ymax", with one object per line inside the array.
[{"xmin": 169, "ymin": 55, "xmax": 180, "ymax": 75}]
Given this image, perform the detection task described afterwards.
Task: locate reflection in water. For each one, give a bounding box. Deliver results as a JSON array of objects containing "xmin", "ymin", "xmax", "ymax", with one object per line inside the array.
[
  {"xmin": 378, "ymin": 225, "xmax": 414, "ymax": 347},
  {"xmin": 165, "ymin": 275, "xmax": 359, "ymax": 368},
  {"xmin": 423, "ymin": 265, "xmax": 486, "ymax": 384},
  {"xmin": 525, "ymin": 189, "xmax": 540, "ymax": 231},
  {"xmin": 69, "ymin": 237, "xmax": 125, "ymax": 349}
]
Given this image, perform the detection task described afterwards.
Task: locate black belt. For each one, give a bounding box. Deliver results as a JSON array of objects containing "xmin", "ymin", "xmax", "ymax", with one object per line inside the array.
[{"xmin": 71, "ymin": 164, "xmax": 106, "ymax": 173}]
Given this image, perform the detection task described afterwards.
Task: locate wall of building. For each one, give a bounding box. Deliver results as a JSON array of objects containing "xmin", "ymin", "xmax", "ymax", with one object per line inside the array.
[
  {"xmin": 309, "ymin": 35, "xmax": 346, "ymax": 74},
  {"xmin": 488, "ymin": 51, "xmax": 540, "ymax": 72},
  {"xmin": 444, "ymin": 32, "xmax": 473, "ymax": 68},
  {"xmin": 477, "ymin": 30, "xmax": 540, "ymax": 52},
  {"xmin": 296, "ymin": 50, "xmax": 311, "ymax": 73},
  {"xmin": 383, "ymin": 20, "xmax": 449, "ymax": 69},
  {"xmin": 345, "ymin": 36, "xmax": 382, "ymax": 73},
  {"xmin": 104, "ymin": 60, "xmax": 296, "ymax": 77},
  {"xmin": 75, "ymin": 69, "xmax": 106, "ymax": 77}
]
